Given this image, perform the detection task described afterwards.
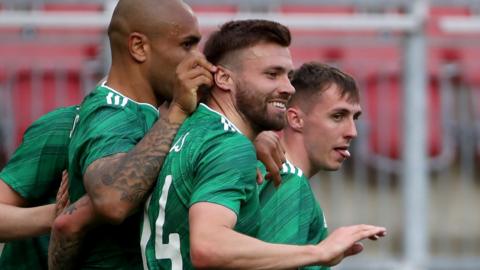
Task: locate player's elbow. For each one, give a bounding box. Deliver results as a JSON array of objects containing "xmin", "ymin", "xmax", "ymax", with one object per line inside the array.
[
  {"xmin": 52, "ymin": 214, "xmax": 86, "ymax": 239},
  {"xmin": 190, "ymin": 239, "xmax": 226, "ymax": 269},
  {"xmin": 84, "ymin": 166, "xmax": 132, "ymax": 225},
  {"xmin": 92, "ymin": 201, "xmax": 129, "ymax": 225}
]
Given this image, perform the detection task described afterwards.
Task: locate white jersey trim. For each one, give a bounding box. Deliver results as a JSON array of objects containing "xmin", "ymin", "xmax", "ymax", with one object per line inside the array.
[
  {"xmin": 101, "ymin": 81, "xmax": 159, "ymax": 114},
  {"xmin": 199, "ymin": 103, "xmax": 242, "ymax": 134},
  {"xmin": 282, "ymin": 159, "xmax": 304, "ymax": 177}
]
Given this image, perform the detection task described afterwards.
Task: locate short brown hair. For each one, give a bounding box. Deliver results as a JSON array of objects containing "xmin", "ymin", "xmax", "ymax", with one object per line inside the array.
[
  {"xmin": 203, "ymin": 19, "xmax": 291, "ymax": 66},
  {"xmin": 290, "ymin": 62, "xmax": 359, "ymax": 110}
]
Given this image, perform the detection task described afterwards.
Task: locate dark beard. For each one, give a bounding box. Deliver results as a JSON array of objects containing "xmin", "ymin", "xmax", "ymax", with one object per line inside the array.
[{"xmin": 235, "ymin": 85, "xmax": 286, "ymax": 132}]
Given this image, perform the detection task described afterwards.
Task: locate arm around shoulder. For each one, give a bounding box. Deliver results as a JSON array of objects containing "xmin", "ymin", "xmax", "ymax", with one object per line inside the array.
[{"xmin": 82, "ymin": 108, "xmax": 189, "ymax": 224}]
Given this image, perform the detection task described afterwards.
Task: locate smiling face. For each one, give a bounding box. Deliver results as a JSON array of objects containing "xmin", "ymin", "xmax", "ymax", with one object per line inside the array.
[
  {"xmin": 303, "ymin": 84, "xmax": 362, "ymax": 171},
  {"xmin": 232, "ymin": 43, "xmax": 295, "ymax": 132}
]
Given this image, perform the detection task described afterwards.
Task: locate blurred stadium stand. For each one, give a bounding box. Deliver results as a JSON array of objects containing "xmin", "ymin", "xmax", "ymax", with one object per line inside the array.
[{"xmin": 0, "ymin": 0, "xmax": 479, "ymax": 269}]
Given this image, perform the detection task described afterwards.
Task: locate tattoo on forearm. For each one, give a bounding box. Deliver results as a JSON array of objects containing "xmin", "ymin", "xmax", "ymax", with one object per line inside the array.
[
  {"xmin": 49, "ymin": 198, "xmax": 90, "ymax": 270},
  {"xmin": 84, "ymin": 116, "xmax": 181, "ymax": 207},
  {"xmin": 64, "ymin": 204, "xmax": 77, "ymax": 215},
  {"xmin": 49, "ymin": 230, "xmax": 83, "ymax": 270}
]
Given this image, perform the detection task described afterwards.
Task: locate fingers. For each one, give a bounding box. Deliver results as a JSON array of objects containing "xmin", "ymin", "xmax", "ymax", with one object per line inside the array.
[
  {"xmin": 256, "ymin": 168, "xmax": 264, "ymax": 185},
  {"xmin": 343, "ymin": 242, "xmax": 364, "ymax": 257},
  {"xmin": 192, "ymin": 53, "xmax": 217, "ymax": 73},
  {"xmin": 317, "ymin": 225, "xmax": 385, "ymax": 266},
  {"xmin": 276, "ymin": 140, "xmax": 286, "ymax": 164},
  {"xmin": 178, "ymin": 51, "xmax": 217, "ymax": 74},
  {"xmin": 55, "ymin": 170, "xmax": 71, "ymax": 217},
  {"xmin": 265, "ymin": 170, "xmax": 282, "ymax": 188},
  {"xmin": 57, "ymin": 170, "xmax": 69, "ymax": 202},
  {"xmin": 369, "ymin": 230, "xmax": 387, "ymax": 240},
  {"xmin": 172, "ymin": 51, "xmax": 217, "ymax": 114},
  {"xmin": 188, "ymin": 73, "xmax": 214, "ymax": 89},
  {"xmin": 267, "ymin": 133, "xmax": 284, "ymax": 168},
  {"xmin": 254, "ymin": 131, "xmax": 285, "ymax": 187},
  {"xmin": 351, "ymin": 225, "xmax": 387, "ymax": 242}
]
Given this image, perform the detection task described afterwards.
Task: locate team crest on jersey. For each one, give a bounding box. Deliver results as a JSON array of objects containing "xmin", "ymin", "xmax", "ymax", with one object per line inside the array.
[{"xmin": 170, "ymin": 132, "xmax": 190, "ymax": 152}]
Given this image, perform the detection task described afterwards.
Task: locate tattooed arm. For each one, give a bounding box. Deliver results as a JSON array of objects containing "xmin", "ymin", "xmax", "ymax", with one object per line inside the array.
[
  {"xmin": 49, "ymin": 196, "xmax": 96, "ymax": 270},
  {"xmin": 84, "ymin": 53, "xmax": 215, "ymax": 223},
  {"xmin": 48, "ymin": 52, "xmax": 216, "ymax": 269},
  {"xmin": 48, "ymin": 113, "xmax": 183, "ymax": 270},
  {"xmin": 83, "ymin": 111, "xmax": 184, "ymax": 223}
]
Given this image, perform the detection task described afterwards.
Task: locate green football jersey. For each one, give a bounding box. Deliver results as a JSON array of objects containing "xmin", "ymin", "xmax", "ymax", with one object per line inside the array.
[
  {"xmin": 0, "ymin": 106, "xmax": 78, "ymax": 270},
  {"xmin": 68, "ymin": 83, "xmax": 158, "ymax": 269},
  {"xmin": 141, "ymin": 103, "xmax": 259, "ymax": 270},
  {"xmin": 258, "ymin": 161, "xmax": 329, "ymax": 270}
]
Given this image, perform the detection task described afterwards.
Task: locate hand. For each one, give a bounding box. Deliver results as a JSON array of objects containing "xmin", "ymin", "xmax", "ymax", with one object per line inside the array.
[
  {"xmin": 170, "ymin": 51, "xmax": 217, "ymax": 119},
  {"xmin": 55, "ymin": 170, "xmax": 70, "ymax": 217},
  {"xmin": 315, "ymin": 224, "xmax": 387, "ymax": 266},
  {"xmin": 253, "ymin": 131, "xmax": 285, "ymax": 187}
]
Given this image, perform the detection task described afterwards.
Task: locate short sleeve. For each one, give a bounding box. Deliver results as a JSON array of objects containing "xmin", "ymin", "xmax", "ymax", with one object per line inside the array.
[
  {"xmin": 189, "ymin": 134, "xmax": 257, "ymax": 216},
  {"xmin": 75, "ymin": 106, "xmax": 148, "ymax": 174}
]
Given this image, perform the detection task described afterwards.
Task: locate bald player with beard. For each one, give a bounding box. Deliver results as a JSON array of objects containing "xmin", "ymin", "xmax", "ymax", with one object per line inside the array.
[{"xmin": 48, "ymin": 0, "xmax": 216, "ymax": 269}]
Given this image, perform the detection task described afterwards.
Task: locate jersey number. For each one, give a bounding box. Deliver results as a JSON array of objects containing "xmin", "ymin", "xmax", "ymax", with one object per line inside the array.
[{"xmin": 141, "ymin": 175, "xmax": 182, "ymax": 269}]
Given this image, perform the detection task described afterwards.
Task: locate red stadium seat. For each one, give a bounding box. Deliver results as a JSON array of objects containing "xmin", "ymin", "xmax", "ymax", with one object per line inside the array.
[
  {"xmin": 42, "ymin": 3, "xmax": 103, "ymax": 12},
  {"xmin": 10, "ymin": 68, "xmax": 84, "ymax": 146},
  {"xmin": 427, "ymin": 6, "xmax": 471, "ymax": 37},
  {"xmin": 363, "ymin": 72, "xmax": 443, "ymax": 160}
]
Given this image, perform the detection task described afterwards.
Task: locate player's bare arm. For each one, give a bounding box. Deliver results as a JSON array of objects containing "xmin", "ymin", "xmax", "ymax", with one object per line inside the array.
[
  {"xmin": 82, "ymin": 52, "xmax": 216, "ymax": 224},
  {"xmin": 189, "ymin": 202, "xmax": 386, "ymax": 269},
  {"xmin": 0, "ymin": 173, "xmax": 68, "ymax": 241},
  {"xmin": 0, "ymin": 202, "xmax": 55, "ymax": 241},
  {"xmin": 49, "ymin": 195, "xmax": 95, "ymax": 270},
  {"xmin": 48, "ymin": 53, "xmax": 216, "ymax": 270}
]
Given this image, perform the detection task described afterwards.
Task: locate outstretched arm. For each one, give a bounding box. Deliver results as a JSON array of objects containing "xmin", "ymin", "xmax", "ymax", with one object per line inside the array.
[
  {"xmin": 189, "ymin": 202, "xmax": 386, "ymax": 270},
  {"xmin": 0, "ymin": 172, "xmax": 69, "ymax": 241},
  {"xmin": 0, "ymin": 203, "xmax": 55, "ymax": 241}
]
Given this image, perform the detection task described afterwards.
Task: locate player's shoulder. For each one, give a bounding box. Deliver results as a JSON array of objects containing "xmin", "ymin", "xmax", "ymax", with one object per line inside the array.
[
  {"xmin": 183, "ymin": 103, "xmax": 251, "ymax": 146},
  {"xmin": 83, "ymin": 84, "xmax": 128, "ymax": 108},
  {"xmin": 80, "ymin": 84, "xmax": 158, "ymax": 118},
  {"xmin": 279, "ymin": 161, "xmax": 314, "ymax": 189},
  {"xmin": 32, "ymin": 105, "xmax": 79, "ymax": 125},
  {"xmin": 22, "ymin": 106, "xmax": 79, "ymax": 138},
  {"xmin": 174, "ymin": 104, "xmax": 255, "ymax": 166},
  {"xmin": 281, "ymin": 160, "xmax": 305, "ymax": 179}
]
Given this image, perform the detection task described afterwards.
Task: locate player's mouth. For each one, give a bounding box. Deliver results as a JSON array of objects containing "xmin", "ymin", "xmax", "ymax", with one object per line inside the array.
[
  {"xmin": 334, "ymin": 146, "xmax": 351, "ymax": 159},
  {"xmin": 268, "ymin": 100, "xmax": 287, "ymax": 111}
]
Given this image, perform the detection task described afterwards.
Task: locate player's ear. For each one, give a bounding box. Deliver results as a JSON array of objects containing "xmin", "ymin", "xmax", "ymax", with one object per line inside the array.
[
  {"xmin": 286, "ymin": 107, "xmax": 304, "ymax": 132},
  {"xmin": 214, "ymin": 66, "xmax": 234, "ymax": 92},
  {"xmin": 129, "ymin": 32, "xmax": 148, "ymax": 63}
]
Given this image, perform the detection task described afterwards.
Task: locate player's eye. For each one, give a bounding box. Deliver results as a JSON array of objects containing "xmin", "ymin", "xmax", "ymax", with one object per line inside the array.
[
  {"xmin": 181, "ymin": 41, "xmax": 195, "ymax": 50},
  {"xmin": 265, "ymin": 71, "xmax": 278, "ymax": 79},
  {"xmin": 332, "ymin": 113, "xmax": 344, "ymax": 122},
  {"xmin": 180, "ymin": 37, "xmax": 199, "ymax": 51}
]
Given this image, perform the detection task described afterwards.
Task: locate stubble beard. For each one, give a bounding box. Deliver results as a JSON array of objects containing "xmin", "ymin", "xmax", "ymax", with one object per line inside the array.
[{"xmin": 235, "ymin": 83, "xmax": 286, "ymax": 132}]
